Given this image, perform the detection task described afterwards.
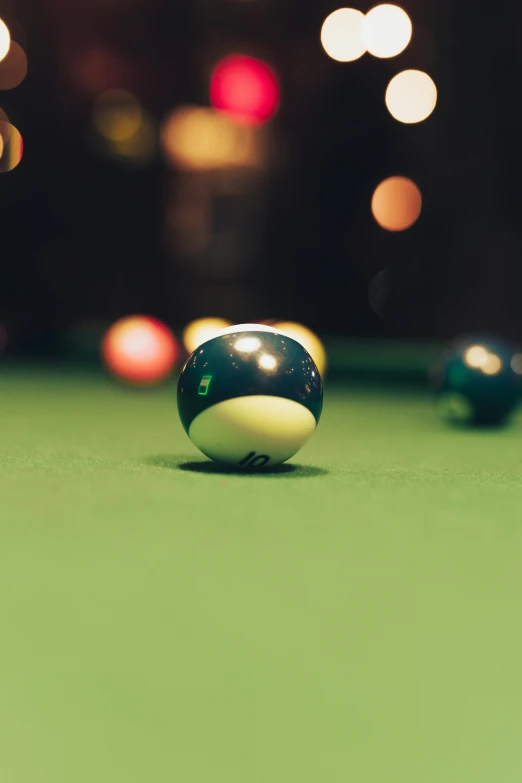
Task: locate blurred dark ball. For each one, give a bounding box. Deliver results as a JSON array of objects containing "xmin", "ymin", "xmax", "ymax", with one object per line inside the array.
[{"xmin": 430, "ymin": 336, "xmax": 521, "ymax": 427}]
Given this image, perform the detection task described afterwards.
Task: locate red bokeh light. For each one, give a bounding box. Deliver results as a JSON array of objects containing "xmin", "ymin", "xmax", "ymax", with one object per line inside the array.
[
  {"xmin": 102, "ymin": 316, "xmax": 179, "ymax": 386},
  {"xmin": 210, "ymin": 55, "xmax": 280, "ymax": 126}
]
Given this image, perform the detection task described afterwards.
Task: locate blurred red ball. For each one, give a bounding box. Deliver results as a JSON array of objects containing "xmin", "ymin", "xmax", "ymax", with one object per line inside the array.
[
  {"xmin": 102, "ymin": 316, "xmax": 179, "ymax": 385},
  {"xmin": 210, "ymin": 54, "xmax": 280, "ymax": 126}
]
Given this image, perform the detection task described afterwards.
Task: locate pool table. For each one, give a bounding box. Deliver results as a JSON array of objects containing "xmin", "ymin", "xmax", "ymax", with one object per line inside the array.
[{"xmin": 2, "ymin": 365, "xmax": 522, "ymax": 783}]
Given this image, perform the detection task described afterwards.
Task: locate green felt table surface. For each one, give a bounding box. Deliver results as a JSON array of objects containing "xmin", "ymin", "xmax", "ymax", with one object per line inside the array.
[{"xmin": 2, "ymin": 368, "xmax": 522, "ymax": 782}]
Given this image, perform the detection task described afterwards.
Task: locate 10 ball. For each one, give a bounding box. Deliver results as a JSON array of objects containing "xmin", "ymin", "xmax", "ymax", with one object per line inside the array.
[{"xmin": 177, "ymin": 324, "xmax": 323, "ymax": 467}]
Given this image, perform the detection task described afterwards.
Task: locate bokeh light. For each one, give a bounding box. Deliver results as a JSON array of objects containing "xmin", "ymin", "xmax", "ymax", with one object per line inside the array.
[
  {"xmin": 371, "ymin": 176, "xmax": 422, "ymax": 232},
  {"xmin": 161, "ymin": 106, "xmax": 267, "ymax": 171},
  {"xmin": 102, "ymin": 316, "xmax": 179, "ymax": 386},
  {"xmin": 110, "ymin": 112, "xmax": 156, "ymax": 165},
  {"xmin": 385, "ymin": 69, "xmax": 437, "ymax": 123},
  {"xmin": 0, "ymin": 19, "xmax": 10, "ymax": 63},
  {"xmin": 273, "ymin": 321, "xmax": 328, "ymax": 378},
  {"xmin": 320, "ymin": 8, "xmax": 366, "ymax": 63},
  {"xmin": 361, "ymin": 5, "xmax": 412, "ymax": 58},
  {"xmin": 511, "ymin": 354, "xmax": 522, "ymax": 375},
  {"xmin": 210, "ymin": 54, "xmax": 280, "ymax": 125},
  {"xmin": 91, "ymin": 90, "xmax": 157, "ymax": 166},
  {"xmin": 93, "ymin": 90, "xmax": 143, "ymax": 142},
  {"xmin": 0, "ymin": 41, "xmax": 27, "ymax": 89},
  {"xmin": 183, "ymin": 318, "xmax": 233, "ymax": 355},
  {"xmin": 0, "ymin": 122, "xmax": 23, "ymax": 173}
]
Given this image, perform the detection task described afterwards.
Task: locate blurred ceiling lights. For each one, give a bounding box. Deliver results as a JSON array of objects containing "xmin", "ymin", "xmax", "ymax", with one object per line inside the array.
[
  {"xmin": 115, "ymin": 117, "xmax": 156, "ymax": 164},
  {"xmin": 321, "ymin": 4, "xmax": 413, "ymax": 62},
  {"xmin": 0, "ymin": 122, "xmax": 23, "ymax": 172},
  {"xmin": 371, "ymin": 176, "xmax": 422, "ymax": 231},
  {"xmin": 385, "ymin": 69, "xmax": 438, "ymax": 123},
  {"xmin": 318, "ymin": 6, "xmax": 435, "ymax": 236},
  {"xmin": 161, "ymin": 105, "xmax": 269, "ymax": 172},
  {"xmin": 93, "ymin": 89, "xmax": 142, "ymax": 142},
  {"xmin": 0, "ymin": 19, "xmax": 10, "ymax": 62},
  {"xmin": 91, "ymin": 89, "xmax": 156, "ymax": 165},
  {"xmin": 321, "ymin": 9, "xmax": 366, "ymax": 62},
  {"xmin": 210, "ymin": 54, "xmax": 280, "ymax": 125},
  {"xmin": 0, "ymin": 41, "xmax": 28, "ymax": 90},
  {"xmin": 361, "ymin": 5, "xmax": 412, "ymax": 58}
]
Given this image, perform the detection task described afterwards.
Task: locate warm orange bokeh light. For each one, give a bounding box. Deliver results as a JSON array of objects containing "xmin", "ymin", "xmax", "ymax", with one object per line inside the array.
[
  {"xmin": 361, "ymin": 4, "xmax": 412, "ymax": 58},
  {"xmin": 161, "ymin": 105, "xmax": 266, "ymax": 171},
  {"xmin": 0, "ymin": 19, "xmax": 10, "ymax": 63},
  {"xmin": 0, "ymin": 41, "xmax": 28, "ymax": 89},
  {"xmin": 273, "ymin": 321, "xmax": 328, "ymax": 378},
  {"xmin": 109, "ymin": 113, "xmax": 156, "ymax": 165},
  {"xmin": 0, "ymin": 122, "xmax": 23, "ymax": 172},
  {"xmin": 182, "ymin": 318, "xmax": 233, "ymax": 355},
  {"xmin": 102, "ymin": 316, "xmax": 179, "ymax": 385},
  {"xmin": 93, "ymin": 90, "xmax": 143, "ymax": 142},
  {"xmin": 385, "ymin": 69, "xmax": 437, "ymax": 123},
  {"xmin": 320, "ymin": 8, "xmax": 366, "ymax": 63},
  {"xmin": 371, "ymin": 176, "xmax": 422, "ymax": 232}
]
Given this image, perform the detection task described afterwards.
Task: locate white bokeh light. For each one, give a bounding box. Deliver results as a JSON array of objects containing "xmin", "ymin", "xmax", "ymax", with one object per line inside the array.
[
  {"xmin": 321, "ymin": 8, "xmax": 366, "ymax": 63},
  {"xmin": 385, "ymin": 69, "xmax": 438, "ymax": 123},
  {"xmin": 362, "ymin": 4, "xmax": 412, "ymax": 58},
  {"xmin": 0, "ymin": 19, "xmax": 10, "ymax": 63}
]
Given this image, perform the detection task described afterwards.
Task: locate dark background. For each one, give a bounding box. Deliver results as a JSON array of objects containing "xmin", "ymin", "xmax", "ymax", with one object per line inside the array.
[{"xmin": 1, "ymin": 0, "xmax": 521, "ymax": 356}]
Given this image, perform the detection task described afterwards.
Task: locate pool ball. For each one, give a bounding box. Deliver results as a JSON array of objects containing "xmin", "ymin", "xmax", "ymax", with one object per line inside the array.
[
  {"xmin": 177, "ymin": 324, "xmax": 323, "ymax": 467},
  {"xmin": 431, "ymin": 337, "xmax": 519, "ymax": 426},
  {"xmin": 102, "ymin": 315, "xmax": 179, "ymax": 386}
]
